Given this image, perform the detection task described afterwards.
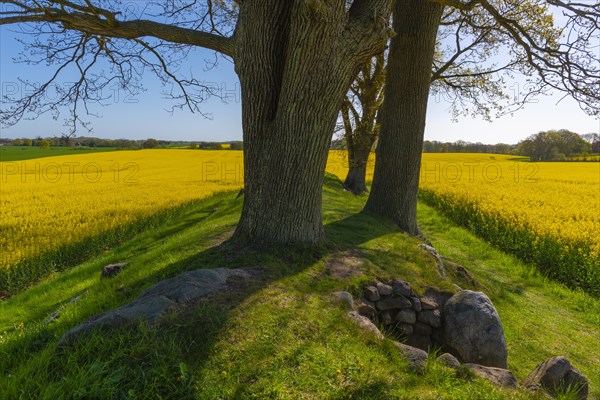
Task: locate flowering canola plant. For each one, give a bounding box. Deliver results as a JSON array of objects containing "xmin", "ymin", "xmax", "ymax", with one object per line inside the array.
[{"xmin": 1, "ymin": 149, "xmax": 244, "ymax": 292}]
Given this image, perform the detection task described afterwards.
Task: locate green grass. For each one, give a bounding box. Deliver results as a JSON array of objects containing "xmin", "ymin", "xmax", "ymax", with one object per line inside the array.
[
  {"xmin": 1, "ymin": 175, "xmax": 598, "ymax": 399},
  {"xmin": 0, "ymin": 146, "xmax": 122, "ymax": 162}
]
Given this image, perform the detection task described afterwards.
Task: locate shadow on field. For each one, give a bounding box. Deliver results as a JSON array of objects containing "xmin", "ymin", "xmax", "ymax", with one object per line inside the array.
[{"xmin": 2, "ymin": 181, "xmax": 407, "ymax": 397}]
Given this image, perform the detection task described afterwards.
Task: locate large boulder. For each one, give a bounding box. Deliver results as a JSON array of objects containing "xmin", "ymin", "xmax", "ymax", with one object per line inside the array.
[
  {"xmin": 522, "ymin": 356, "xmax": 588, "ymax": 400},
  {"xmin": 443, "ymin": 290, "xmax": 508, "ymax": 368},
  {"xmin": 60, "ymin": 268, "xmax": 251, "ymax": 345}
]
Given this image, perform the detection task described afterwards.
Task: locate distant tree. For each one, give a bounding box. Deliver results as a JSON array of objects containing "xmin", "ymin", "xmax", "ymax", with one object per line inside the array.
[
  {"xmin": 38, "ymin": 139, "xmax": 51, "ymax": 149},
  {"xmin": 22, "ymin": 138, "xmax": 32, "ymax": 146},
  {"xmin": 338, "ymin": 53, "xmax": 385, "ymax": 194},
  {"xmin": 189, "ymin": 143, "xmax": 199, "ymax": 149},
  {"xmin": 142, "ymin": 138, "xmax": 160, "ymax": 149},
  {"xmin": 517, "ymin": 130, "xmax": 591, "ymax": 161},
  {"xmin": 230, "ymin": 141, "xmax": 243, "ymax": 150},
  {"xmin": 59, "ymin": 133, "xmax": 75, "ymax": 147},
  {"xmin": 12, "ymin": 138, "xmax": 23, "ymax": 146}
]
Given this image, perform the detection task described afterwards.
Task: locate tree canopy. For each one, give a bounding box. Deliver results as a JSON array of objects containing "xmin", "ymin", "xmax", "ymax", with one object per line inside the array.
[{"xmin": 517, "ymin": 129, "xmax": 592, "ymax": 161}]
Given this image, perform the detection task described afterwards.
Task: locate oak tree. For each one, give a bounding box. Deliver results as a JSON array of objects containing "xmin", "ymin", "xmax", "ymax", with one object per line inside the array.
[{"xmin": 0, "ymin": 0, "xmax": 394, "ymax": 245}]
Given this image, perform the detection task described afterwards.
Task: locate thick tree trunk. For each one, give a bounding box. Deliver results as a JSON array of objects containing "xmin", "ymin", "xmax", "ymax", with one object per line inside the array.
[
  {"xmin": 363, "ymin": 0, "xmax": 443, "ymax": 235},
  {"xmin": 231, "ymin": 1, "xmax": 391, "ymax": 245}
]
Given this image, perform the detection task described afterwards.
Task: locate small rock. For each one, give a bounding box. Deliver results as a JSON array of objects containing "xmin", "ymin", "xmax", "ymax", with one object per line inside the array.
[
  {"xmin": 376, "ymin": 296, "xmax": 412, "ymax": 310},
  {"xmin": 417, "ymin": 309, "xmax": 441, "ymax": 328},
  {"xmin": 405, "ymin": 334, "xmax": 432, "ymax": 352},
  {"xmin": 410, "ymin": 297, "xmax": 422, "ymax": 312},
  {"xmin": 395, "ymin": 309, "xmax": 416, "ymax": 324},
  {"xmin": 423, "ymin": 288, "xmax": 453, "ymax": 308},
  {"xmin": 376, "ymin": 281, "xmax": 393, "ymax": 296},
  {"xmin": 347, "ymin": 311, "xmax": 384, "ymax": 340},
  {"xmin": 394, "ymin": 342, "xmax": 428, "ymax": 372},
  {"xmin": 364, "ymin": 286, "xmax": 380, "ymax": 302},
  {"xmin": 443, "ymin": 290, "xmax": 508, "ymax": 368},
  {"xmin": 437, "ymin": 353, "xmax": 461, "ymax": 369},
  {"xmin": 463, "ymin": 364, "xmax": 517, "ymax": 388},
  {"xmin": 522, "ymin": 356, "xmax": 588, "ymax": 400},
  {"xmin": 380, "ymin": 311, "xmax": 393, "ymax": 325},
  {"xmin": 420, "ymin": 297, "xmax": 438, "ymax": 310},
  {"xmin": 331, "ymin": 291, "xmax": 354, "ymax": 309},
  {"xmin": 392, "ymin": 280, "xmax": 413, "ymax": 297},
  {"xmin": 414, "ymin": 322, "xmax": 432, "ymax": 336},
  {"xmin": 356, "ymin": 298, "xmax": 376, "ymax": 318},
  {"xmin": 396, "ymin": 323, "xmax": 413, "ymax": 336},
  {"xmin": 101, "ymin": 263, "xmax": 126, "ymax": 279}
]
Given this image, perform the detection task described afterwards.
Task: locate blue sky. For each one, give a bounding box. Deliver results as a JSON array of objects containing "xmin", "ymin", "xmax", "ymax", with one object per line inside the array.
[{"xmin": 1, "ymin": 25, "xmax": 598, "ymax": 144}]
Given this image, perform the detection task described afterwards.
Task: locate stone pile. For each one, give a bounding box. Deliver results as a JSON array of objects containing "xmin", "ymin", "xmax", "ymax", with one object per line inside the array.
[
  {"xmin": 339, "ymin": 280, "xmax": 589, "ymax": 399},
  {"xmin": 354, "ymin": 280, "xmax": 447, "ymax": 351}
]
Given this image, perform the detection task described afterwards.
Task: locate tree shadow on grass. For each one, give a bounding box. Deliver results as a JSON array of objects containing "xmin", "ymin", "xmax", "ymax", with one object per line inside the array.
[{"xmin": 1, "ymin": 187, "xmax": 410, "ymax": 398}]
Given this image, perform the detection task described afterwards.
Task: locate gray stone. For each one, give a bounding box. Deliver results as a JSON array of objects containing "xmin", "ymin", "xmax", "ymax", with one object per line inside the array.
[
  {"xmin": 405, "ymin": 334, "xmax": 432, "ymax": 352},
  {"xmin": 60, "ymin": 268, "xmax": 251, "ymax": 345},
  {"xmin": 463, "ymin": 364, "xmax": 517, "ymax": 388},
  {"xmin": 414, "ymin": 322, "xmax": 432, "ymax": 336},
  {"xmin": 376, "ymin": 281, "xmax": 393, "ymax": 296},
  {"xmin": 392, "ymin": 280, "xmax": 413, "ymax": 297},
  {"xmin": 410, "ymin": 297, "xmax": 422, "ymax": 312},
  {"xmin": 522, "ymin": 356, "xmax": 588, "ymax": 400},
  {"xmin": 417, "ymin": 309, "xmax": 441, "ymax": 328},
  {"xmin": 437, "ymin": 353, "xmax": 461, "ymax": 369},
  {"xmin": 396, "ymin": 323, "xmax": 413, "ymax": 336},
  {"xmin": 394, "ymin": 342, "xmax": 429, "ymax": 372},
  {"xmin": 364, "ymin": 286, "xmax": 380, "ymax": 302},
  {"xmin": 431, "ymin": 330, "xmax": 444, "ymax": 346},
  {"xmin": 443, "ymin": 290, "xmax": 508, "ymax": 368},
  {"xmin": 395, "ymin": 309, "xmax": 416, "ymax": 324},
  {"xmin": 380, "ymin": 311, "xmax": 393, "ymax": 325},
  {"xmin": 376, "ymin": 296, "xmax": 412, "ymax": 310},
  {"xmin": 424, "ymin": 288, "xmax": 453, "ymax": 309},
  {"xmin": 420, "ymin": 297, "xmax": 438, "ymax": 310},
  {"xmin": 101, "ymin": 263, "xmax": 126, "ymax": 279},
  {"xmin": 356, "ymin": 298, "xmax": 376, "ymax": 318},
  {"xmin": 331, "ymin": 291, "xmax": 354, "ymax": 310},
  {"xmin": 347, "ymin": 311, "xmax": 384, "ymax": 340}
]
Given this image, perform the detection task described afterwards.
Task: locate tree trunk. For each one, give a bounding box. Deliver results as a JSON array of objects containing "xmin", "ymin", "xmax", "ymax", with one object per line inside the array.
[
  {"xmin": 232, "ymin": 1, "xmax": 391, "ymax": 245},
  {"xmin": 363, "ymin": 0, "xmax": 443, "ymax": 235},
  {"xmin": 344, "ymin": 130, "xmax": 374, "ymax": 194}
]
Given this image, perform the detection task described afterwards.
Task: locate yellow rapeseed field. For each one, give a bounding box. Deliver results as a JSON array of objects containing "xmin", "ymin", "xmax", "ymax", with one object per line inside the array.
[
  {"xmin": 328, "ymin": 151, "xmax": 599, "ymax": 253},
  {"xmin": 2, "ymin": 149, "xmax": 598, "ymax": 294},
  {"xmin": 1, "ymin": 149, "xmax": 244, "ymax": 291}
]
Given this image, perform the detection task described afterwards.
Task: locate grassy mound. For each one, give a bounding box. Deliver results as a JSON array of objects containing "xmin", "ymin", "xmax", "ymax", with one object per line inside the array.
[{"xmin": 1, "ymin": 176, "xmax": 598, "ymax": 399}]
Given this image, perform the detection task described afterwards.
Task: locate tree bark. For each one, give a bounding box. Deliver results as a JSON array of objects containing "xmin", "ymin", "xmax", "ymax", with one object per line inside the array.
[
  {"xmin": 232, "ymin": 1, "xmax": 391, "ymax": 245},
  {"xmin": 363, "ymin": 0, "xmax": 443, "ymax": 235},
  {"xmin": 344, "ymin": 129, "xmax": 374, "ymax": 194}
]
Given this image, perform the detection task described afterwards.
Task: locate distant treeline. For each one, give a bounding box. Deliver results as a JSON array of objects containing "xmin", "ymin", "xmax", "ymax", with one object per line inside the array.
[
  {"xmin": 331, "ymin": 129, "xmax": 599, "ymax": 161},
  {"xmin": 1, "ymin": 136, "xmax": 243, "ymax": 150}
]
